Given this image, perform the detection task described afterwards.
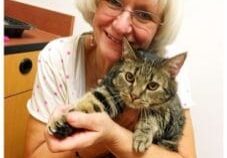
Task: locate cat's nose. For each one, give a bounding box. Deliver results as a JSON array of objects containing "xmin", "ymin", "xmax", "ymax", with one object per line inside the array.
[{"xmin": 131, "ymin": 93, "xmax": 139, "ymax": 101}]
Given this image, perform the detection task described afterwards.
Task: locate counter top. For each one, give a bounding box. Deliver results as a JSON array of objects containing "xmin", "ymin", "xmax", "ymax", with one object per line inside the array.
[{"xmin": 5, "ymin": 28, "xmax": 59, "ymax": 54}]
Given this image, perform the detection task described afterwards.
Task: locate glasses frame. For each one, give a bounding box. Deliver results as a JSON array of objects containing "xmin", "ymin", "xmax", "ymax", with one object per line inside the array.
[{"xmin": 99, "ymin": 0, "xmax": 164, "ymax": 26}]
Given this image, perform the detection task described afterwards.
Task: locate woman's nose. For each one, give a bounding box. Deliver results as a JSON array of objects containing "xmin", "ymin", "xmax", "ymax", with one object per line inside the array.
[{"xmin": 112, "ymin": 11, "xmax": 132, "ymax": 35}]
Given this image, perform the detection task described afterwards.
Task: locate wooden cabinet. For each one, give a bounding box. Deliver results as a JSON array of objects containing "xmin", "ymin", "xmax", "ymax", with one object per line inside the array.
[
  {"xmin": 5, "ymin": 91, "xmax": 32, "ymax": 158},
  {"xmin": 4, "ymin": 2, "xmax": 59, "ymax": 152},
  {"xmin": 5, "ymin": 51, "xmax": 39, "ymax": 96},
  {"xmin": 5, "ymin": 0, "xmax": 74, "ymax": 36},
  {"xmin": 4, "ymin": 51, "xmax": 39, "ymax": 158},
  {"xmin": 4, "ymin": 27, "xmax": 58, "ymax": 158},
  {"xmin": 4, "ymin": 28, "xmax": 59, "ymax": 158}
]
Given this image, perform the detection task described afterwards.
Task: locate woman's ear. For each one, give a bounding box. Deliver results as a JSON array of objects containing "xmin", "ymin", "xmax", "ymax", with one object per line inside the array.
[{"xmin": 163, "ymin": 52, "xmax": 187, "ymax": 78}]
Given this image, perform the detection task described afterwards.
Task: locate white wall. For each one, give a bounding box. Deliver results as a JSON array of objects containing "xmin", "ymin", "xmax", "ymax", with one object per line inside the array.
[
  {"xmin": 14, "ymin": 0, "xmax": 224, "ymax": 158},
  {"xmin": 175, "ymin": 1, "xmax": 224, "ymax": 157}
]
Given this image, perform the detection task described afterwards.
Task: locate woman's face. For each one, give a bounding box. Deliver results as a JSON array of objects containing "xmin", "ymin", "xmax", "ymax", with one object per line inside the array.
[{"xmin": 93, "ymin": 0, "xmax": 161, "ymax": 64}]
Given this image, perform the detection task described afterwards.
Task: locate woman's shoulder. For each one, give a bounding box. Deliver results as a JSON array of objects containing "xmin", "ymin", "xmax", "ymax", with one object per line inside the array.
[
  {"xmin": 38, "ymin": 34, "xmax": 84, "ymax": 64},
  {"xmin": 48, "ymin": 35, "xmax": 81, "ymax": 48},
  {"xmin": 41, "ymin": 36, "xmax": 79, "ymax": 55}
]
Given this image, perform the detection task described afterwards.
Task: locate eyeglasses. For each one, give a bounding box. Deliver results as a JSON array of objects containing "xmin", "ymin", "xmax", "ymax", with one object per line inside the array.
[{"xmin": 98, "ymin": 0, "xmax": 163, "ymax": 29}]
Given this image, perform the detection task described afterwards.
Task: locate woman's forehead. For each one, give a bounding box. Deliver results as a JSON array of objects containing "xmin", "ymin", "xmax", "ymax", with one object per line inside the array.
[
  {"xmin": 121, "ymin": 0, "xmax": 162, "ymax": 13},
  {"xmin": 123, "ymin": 0, "xmax": 159, "ymax": 6}
]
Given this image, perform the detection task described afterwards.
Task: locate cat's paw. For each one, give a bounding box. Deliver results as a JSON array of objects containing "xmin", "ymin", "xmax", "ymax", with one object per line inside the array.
[
  {"xmin": 47, "ymin": 114, "xmax": 76, "ymax": 139},
  {"xmin": 133, "ymin": 134, "xmax": 153, "ymax": 153},
  {"xmin": 47, "ymin": 106, "xmax": 77, "ymax": 139}
]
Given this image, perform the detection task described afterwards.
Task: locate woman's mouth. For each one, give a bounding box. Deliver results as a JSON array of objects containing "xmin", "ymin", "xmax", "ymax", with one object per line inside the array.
[{"xmin": 105, "ymin": 32, "xmax": 121, "ymax": 44}]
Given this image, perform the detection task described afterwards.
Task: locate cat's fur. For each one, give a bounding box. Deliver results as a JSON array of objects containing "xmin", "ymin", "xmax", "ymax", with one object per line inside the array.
[{"xmin": 47, "ymin": 38, "xmax": 186, "ymax": 152}]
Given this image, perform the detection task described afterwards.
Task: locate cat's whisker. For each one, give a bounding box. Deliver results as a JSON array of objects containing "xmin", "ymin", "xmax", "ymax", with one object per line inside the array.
[
  {"xmin": 145, "ymin": 109, "xmax": 149, "ymax": 125},
  {"xmin": 142, "ymin": 108, "xmax": 148, "ymax": 125}
]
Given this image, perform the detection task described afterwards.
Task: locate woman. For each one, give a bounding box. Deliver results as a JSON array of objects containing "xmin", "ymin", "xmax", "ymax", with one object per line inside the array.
[{"xmin": 24, "ymin": 0, "xmax": 197, "ymax": 157}]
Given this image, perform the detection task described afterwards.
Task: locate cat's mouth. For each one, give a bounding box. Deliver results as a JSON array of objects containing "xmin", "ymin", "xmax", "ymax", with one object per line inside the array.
[
  {"xmin": 124, "ymin": 97, "xmax": 147, "ymax": 109},
  {"xmin": 120, "ymin": 92, "xmax": 147, "ymax": 109}
]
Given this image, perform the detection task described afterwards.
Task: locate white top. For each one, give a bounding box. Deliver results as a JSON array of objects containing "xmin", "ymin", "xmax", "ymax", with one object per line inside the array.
[{"xmin": 27, "ymin": 34, "xmax": 194, "ymax": 123}]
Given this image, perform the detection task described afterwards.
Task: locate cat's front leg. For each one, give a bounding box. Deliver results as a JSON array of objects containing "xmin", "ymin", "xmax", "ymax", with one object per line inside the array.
[
  {"xmin": 133, "ymin": 117, "xmax": 159, "ymax": 153},
  {"xmin": 47, "ymin": 92, "xmax": 105, "ymax": 139}
]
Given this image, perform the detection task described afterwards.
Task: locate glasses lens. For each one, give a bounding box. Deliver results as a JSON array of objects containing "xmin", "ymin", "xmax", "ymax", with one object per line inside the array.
[
  {"xmin": 133, "ymin": 10, "xmax": 160, "ymax": 23},
  {"xmin": 99, "ymin": 0, "xmax": 163, "ymax": 29},
  {"xmin": 132, "ymin": 10, "xmax": 162, "ymax": 29},
  {"xmin": 106, "ymin": 0, "xmax": 122, "ymax": 9},
  {"xmin": 100, "ymin": 0, "xmax": 122, "ymax": 16}
]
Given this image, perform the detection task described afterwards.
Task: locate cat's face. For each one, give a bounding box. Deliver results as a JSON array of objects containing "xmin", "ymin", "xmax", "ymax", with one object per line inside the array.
[
  {"xmin": 112, "ymin": 38, "xmax": 186, "ymax": 109},
  {"xmin": 113, "ymin": 60, "xmax": 173, "ymax": 109}
]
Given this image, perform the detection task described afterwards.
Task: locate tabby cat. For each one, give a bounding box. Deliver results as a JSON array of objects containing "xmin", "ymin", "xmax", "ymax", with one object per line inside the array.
[{"xmin": 47, "ymin": 38, "xmax": 186, "ymax": 152}]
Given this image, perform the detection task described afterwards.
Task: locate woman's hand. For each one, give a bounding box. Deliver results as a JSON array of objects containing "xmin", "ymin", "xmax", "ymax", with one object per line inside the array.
[
  {"xmin": 45, "ymin": 111, "xmax": 117, "ymax": 152},
  {"xmin": 45, "ymin": 105, "xmax": 139, "ymax": 158}
]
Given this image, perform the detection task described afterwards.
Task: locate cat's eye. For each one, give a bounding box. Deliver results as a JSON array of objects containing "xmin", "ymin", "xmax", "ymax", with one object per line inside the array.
[
  {"xmin": 147, "ymin": 82, "xmax": 159, "ymax": 91},
  {"xmin": 125, "ymin": 72, "xmax": 134, "ymax": 83}
]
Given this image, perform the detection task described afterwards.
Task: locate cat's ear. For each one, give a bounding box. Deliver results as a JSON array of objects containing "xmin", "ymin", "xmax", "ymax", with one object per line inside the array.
[
  {"xmin": 163, "ymin": 52, "xmax": 187, "ymax": 78},
  {"xmin": 121, "ymin": 37, "xmax": 137, "ymax": 61}
]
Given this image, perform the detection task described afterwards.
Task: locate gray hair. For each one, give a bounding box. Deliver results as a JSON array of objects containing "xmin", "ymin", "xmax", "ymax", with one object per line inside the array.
[{"xmin": 76, "ymin": 0, "xmax": 183, "ymax": 56}]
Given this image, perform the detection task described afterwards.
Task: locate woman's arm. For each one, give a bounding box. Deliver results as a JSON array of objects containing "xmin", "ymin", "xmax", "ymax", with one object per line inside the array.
[
  {"xmin": 24, "ymin": 115, "xmax": 111, "ymax": 158},
  {"xmin": 107, "ymin": 109, "xmax": 197, "ymax": 158},
  {"xmin": 45, "ymin": 109, "xmax": 196, "ymax": 158},
  {"xmin": 24, "ymin": 115, "xmax": 74, "ymax": 158}
]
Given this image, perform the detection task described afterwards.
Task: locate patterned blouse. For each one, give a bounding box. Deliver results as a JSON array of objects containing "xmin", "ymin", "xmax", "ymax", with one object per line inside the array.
[{"xmin": 27, "ymin": 33, "xmax": 194, "ymax": 123}]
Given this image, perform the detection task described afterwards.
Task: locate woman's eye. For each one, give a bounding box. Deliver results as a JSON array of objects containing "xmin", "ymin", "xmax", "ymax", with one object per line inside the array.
[
  {"xmin": 125, "ymin": 72, "xmax": 134, "ymax": 83},
  {"xmin": 106, "ymin": 0, "xmax": 122, "ymax": 8},
  {"xmin": 147, "ymin": 82, "xmax": 159, "ymax": 91},
  {"xmin": 135, "ymin": 11, "xmax": 153, "ymax": 21}
]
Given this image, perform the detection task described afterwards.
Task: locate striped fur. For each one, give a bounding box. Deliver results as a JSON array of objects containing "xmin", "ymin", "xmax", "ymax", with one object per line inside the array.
[{"xmin": 47, "ymin": 38, "xmax": 186, "ymax": 152}]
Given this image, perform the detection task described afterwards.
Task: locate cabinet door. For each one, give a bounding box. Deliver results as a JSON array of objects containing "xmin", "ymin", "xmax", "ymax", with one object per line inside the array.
[
  {"xmin": 5, "ymin": 51, "xmax": 39, "ymax": 97},
  {"xmin": 5, "ymin": 91, "xmax": 32, "ymax": 158}
]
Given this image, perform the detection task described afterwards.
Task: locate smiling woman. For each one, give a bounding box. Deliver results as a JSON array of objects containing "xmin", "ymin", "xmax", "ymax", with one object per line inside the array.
[
  {"xmin": 77, "ymin": 0, "xmax": 183, "ymax": 55},
  {"xmin": 92, "ymin": 0, "xmax": 159, "ymax": 63},
  {"xmin": 24, "ymin": 0, "xmax": 196, "ymax": 158}
]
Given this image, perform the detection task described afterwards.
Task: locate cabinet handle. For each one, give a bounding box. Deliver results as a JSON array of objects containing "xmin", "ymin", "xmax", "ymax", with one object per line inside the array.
[{"xmin": 19, "ymin": 58, "xmax": 33, "ymax": 74}]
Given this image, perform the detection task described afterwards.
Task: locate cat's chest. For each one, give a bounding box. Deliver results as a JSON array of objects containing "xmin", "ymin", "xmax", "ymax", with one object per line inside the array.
[{"xmin": 114, "ymin": 107, "xmax": 140, "ymax": 130}]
